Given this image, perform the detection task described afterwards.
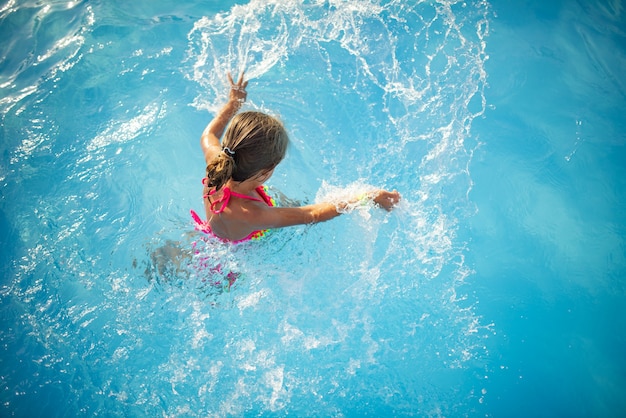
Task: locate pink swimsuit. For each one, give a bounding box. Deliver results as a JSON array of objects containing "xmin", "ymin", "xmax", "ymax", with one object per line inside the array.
[{"xmin": 190, "ymin": 184, "xmax": 275, "ymax": 243}]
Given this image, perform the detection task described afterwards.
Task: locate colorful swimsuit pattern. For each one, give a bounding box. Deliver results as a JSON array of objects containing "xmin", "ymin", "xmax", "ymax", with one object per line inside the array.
[{"xmin": 190, "ymin": 184, "xmax": 276, "ymax": 243}]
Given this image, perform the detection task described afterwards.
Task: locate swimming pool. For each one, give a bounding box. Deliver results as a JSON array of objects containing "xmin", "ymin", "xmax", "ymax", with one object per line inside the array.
[{"xmin": 1, "ymin": 0, "xmax": 624, "ymax": 416}]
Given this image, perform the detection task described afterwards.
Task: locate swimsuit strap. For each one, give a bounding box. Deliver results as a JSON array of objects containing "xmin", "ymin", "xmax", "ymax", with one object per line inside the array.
[
  {"xmin": 208, "ymin": 186, "xmax": 264, "ymax": 214},
  {"xmin": 254, "ymin": 185, "xmax": 275, "ymax": 207}
]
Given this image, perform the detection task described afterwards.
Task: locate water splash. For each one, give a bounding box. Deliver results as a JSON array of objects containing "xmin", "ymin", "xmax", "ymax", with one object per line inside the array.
[
  {"xmin": 182, "ymin": 0, "xmax": 492, "ymax": 414},
  {"xmin": 1, "ymin": 0, "xmax": 492, "ymax": 416}
]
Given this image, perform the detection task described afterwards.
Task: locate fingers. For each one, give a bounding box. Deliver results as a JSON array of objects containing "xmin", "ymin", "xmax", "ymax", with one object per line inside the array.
[
  {"xmin": 227, "ymin": 71, "xmax": 247, "ymax": 88},
  {"xmin": 374, "ymin": 189, "xmax": 401, "ymax": 211}
]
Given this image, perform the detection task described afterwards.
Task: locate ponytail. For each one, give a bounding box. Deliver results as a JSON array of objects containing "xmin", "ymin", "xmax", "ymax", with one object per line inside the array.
[{"xmin": 205, "ymin": 152, "xmax": 235, "ymax": 191}]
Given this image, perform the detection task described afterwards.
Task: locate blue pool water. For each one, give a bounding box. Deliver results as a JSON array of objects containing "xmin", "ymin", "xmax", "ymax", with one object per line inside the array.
[{"xmin": 1, "ymin": 0, "xmax": 625, "ymax": 416}]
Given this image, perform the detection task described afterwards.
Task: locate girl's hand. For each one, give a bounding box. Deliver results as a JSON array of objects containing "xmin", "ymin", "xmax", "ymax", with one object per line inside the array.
[
  {"xmin": 373, "ymin": 189, "xmax": 401, "ymax": 211},
  {"xmin": 200, "ymin": 72, "xmax": 249, "ymax": 160},
  {"xmin": 228, "ymin": 71, "xmax": 248, "ymax": 103}
]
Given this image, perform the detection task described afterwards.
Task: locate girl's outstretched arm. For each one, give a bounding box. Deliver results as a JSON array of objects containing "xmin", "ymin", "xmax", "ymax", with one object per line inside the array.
[
  {"xmin": 200, "ymin": 72, "xmax": 248, "ymax": 163},
  {"xmin": 246, "ymin": 189, "xmax": 401, "ymax": 231}
]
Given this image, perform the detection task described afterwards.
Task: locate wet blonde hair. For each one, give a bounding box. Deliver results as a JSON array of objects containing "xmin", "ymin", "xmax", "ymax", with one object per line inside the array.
[{"xmin": 205, "ymin": 111, "xmax": 289, "ymax": 191}]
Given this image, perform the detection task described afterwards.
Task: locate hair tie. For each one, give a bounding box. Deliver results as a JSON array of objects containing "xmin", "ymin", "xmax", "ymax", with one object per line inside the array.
[{"xmin": 222, "ymin": 147, "xmax": 235, "ymax": 157}]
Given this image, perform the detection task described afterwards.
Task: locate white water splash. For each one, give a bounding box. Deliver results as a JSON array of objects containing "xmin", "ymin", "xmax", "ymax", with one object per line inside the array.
[{"xmin": 179, "ymin": 2, "xmax": 492, "ymax": 415}]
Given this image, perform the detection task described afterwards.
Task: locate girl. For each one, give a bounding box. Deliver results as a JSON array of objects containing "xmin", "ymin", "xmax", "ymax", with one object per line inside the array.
[{"xmin": 190, "ymin": 72, "xmax": 401, "ymax": 243}]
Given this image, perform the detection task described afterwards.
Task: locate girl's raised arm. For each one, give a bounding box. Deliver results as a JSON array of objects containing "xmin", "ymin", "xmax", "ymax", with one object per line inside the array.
[{"xmin": 200, "ymin": 72, "xmax": 248, "ymax": 163}]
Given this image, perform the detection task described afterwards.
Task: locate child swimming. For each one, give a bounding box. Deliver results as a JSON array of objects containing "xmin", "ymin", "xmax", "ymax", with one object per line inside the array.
[{"xmin": 190, "ymin": 72, "xmax": 401, "ymax": 243}]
